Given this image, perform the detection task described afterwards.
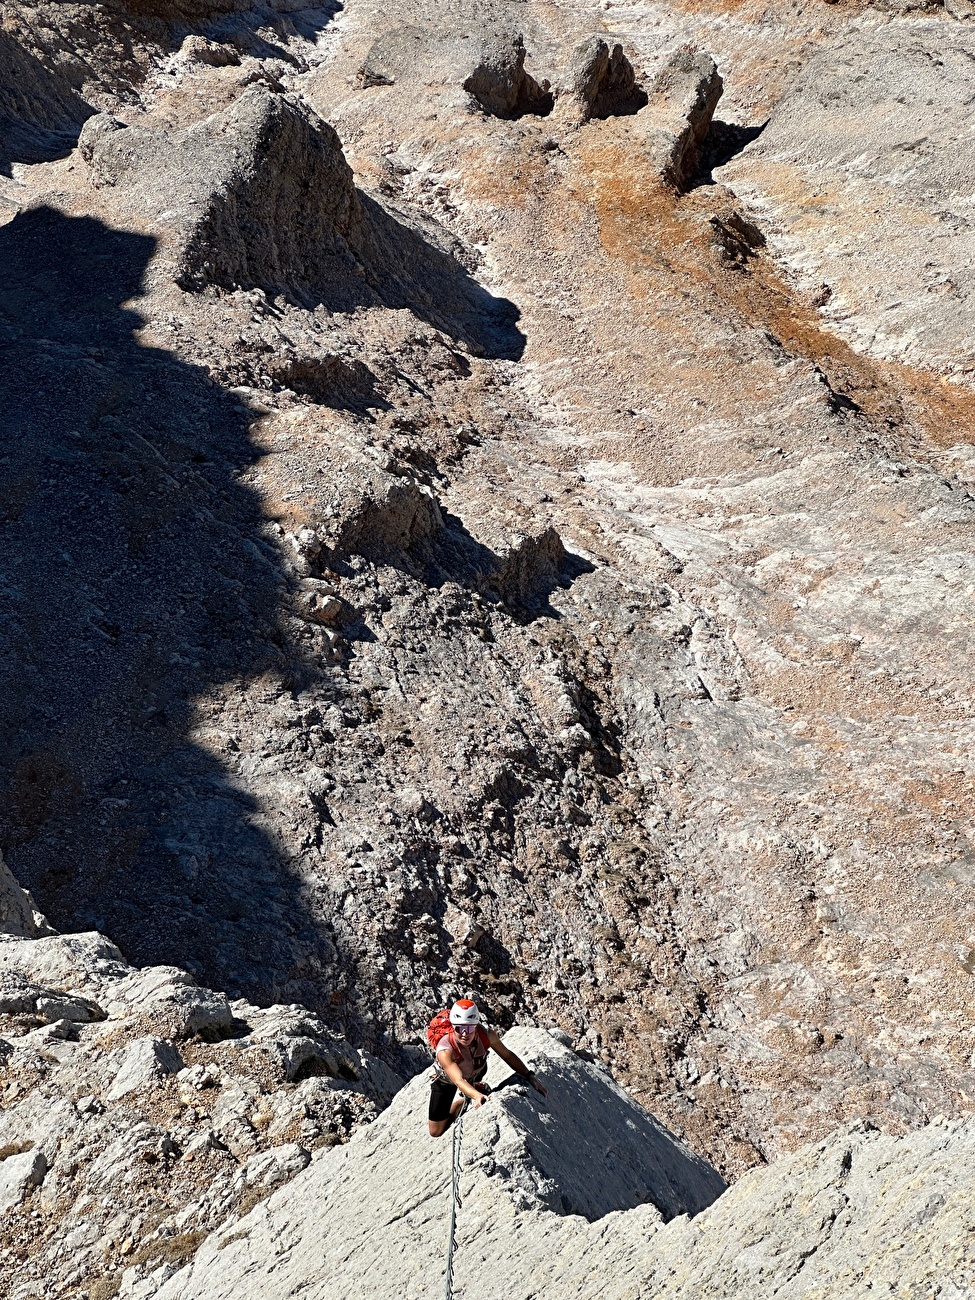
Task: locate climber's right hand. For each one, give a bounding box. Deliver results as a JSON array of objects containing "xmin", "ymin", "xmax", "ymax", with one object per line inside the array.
[{"xmin": 468, "ymin": 1090, "xmax": 487, "ymax": 1108}]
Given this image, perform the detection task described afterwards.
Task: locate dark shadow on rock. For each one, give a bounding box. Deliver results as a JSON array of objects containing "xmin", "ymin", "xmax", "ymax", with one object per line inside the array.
[
  {"xmin": 268, "ymin": 353, "xmax": 389, "ymax": 413},
  {"xmin": 360, "ymin": 195, "xmax": 526, "ymax": 361},
  {"xmin": 692, "ymin": 119, "xmax": 767, "ymax": 187},
  {"xmin": 489, "ymin": 1070, "xmax": 541, "ymax": 1095},
  {"xmin": 0, "ymin": 205, "xmax": 335, "ymax": 1006},
  {"xmin": 498, "ymin": 1059, "xmax": 726, "ymax": 1221},
  {"xmin": 0, "ymin": 30, "xmax": 94, "ymax": 174},
  {"xmin": 708, "ymin": 211, "xmax": 766, "ymax": 267}
]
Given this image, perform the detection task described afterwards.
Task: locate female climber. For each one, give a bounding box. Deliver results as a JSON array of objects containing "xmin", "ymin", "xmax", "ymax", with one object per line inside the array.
[{"xmin": 427, "ymin": 998, "xmax": 548, "ymax": 1137}]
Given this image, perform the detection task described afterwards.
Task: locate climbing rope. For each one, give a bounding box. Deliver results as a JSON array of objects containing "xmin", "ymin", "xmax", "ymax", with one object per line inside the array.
[{"xmin": 443, "ymin": 1097, "xmax": 469, "ymax": 1300}]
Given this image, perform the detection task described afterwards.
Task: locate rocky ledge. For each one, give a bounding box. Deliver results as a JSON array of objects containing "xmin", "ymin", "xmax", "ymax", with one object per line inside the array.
[{"xmin": 157, "ymin": 1027, "xmax": 973, "ymax": 1300}]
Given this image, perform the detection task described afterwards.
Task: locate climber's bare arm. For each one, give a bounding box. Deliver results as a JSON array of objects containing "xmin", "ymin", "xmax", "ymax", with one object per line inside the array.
[
  {"xmin": 487, "ymin": 1031, "xmax": 548, "ymax": 1096},
  {"xmin": 437, "ymin": 1050, "xmax": 487, "ymax": 1105}
]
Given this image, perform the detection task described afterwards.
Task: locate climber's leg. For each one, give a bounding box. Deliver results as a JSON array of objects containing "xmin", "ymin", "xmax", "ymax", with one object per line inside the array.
[{"xmin": 428, "ymin": 1079, "xmax": 460, "ymax": 1137}]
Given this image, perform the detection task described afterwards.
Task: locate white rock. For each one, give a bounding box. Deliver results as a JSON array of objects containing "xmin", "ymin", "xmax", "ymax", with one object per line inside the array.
[
  {"xmin": 106, "ymin": 971, "xmax": 233, "ymax": 1039},
  {"xmin": 176, "ymin": 1064, "xmax": 222, "ymax": 1103},
  {"xmin": 155, "ymin": 1030, "xmax": 975, "ymax": 1300},
  {"xmin": 106, "ymin": 1038, "xmax": 185, "ymax": 1101},
  {"xmin": 236, "ymin": 1144, "xmax": 310, "ymax": 1191},
  {"xmin": 0, "ymin": 1149, "xmax": 47, "ymax": 1212},
  {"xmin": 36, "ymin": 995, "xmax": 103, "ymax": 1023},
  {"xmin": 0, "ymin": 852, "xmax": 54, "ymax": 940},
  {"xmin": 0, "ymin": 932, "xmax": 126, "ymax": 990}
]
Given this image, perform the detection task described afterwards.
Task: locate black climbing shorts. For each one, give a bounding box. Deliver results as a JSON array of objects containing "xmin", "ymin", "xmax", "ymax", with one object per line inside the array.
[{"xmin": 428, "ymin": 1078, "xmax": 459, "ymax": 1123}]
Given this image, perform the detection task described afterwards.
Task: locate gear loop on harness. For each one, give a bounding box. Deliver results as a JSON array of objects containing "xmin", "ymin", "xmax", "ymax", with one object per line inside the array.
[{"xmin": 443, "ymin": 1097, "xmax": 469, "ymax": 1300}]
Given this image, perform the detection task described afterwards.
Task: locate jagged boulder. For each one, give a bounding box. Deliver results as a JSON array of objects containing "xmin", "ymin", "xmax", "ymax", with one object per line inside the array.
[
  {"xmin": 642, "ymin": 46, "xmax": 724, "ymax": 188},
  {"xmin": 556, "ymin": 41, "xmax": 722, "ymax": 188},
  {"xmin": 76, "ymin": 80, "xmax": 522, "ymax": 355},
  {"xmin": 105, "ymin": 1036, "xmax": 186, "ymax": 1100},
  {"xmin": 488, "ymin": 525, "xmax": 575, "ymax": 609},
  {"xmin": 110, "ymin": 975, "xmax": 235, "ymax": 1041},
  {"xmin": 0, "ymin": 1148, "xmax": 47, "ymax": 1213},
  {"xmin": 462, "ymin": 34, "xmax": 553, "ymax": 119},
  {"xmin": 558, "ymin": 37, "xmax": 647, "ymax": 121},
  {"xmin": 0, "ymin": 851, "xmax": 55, "ymax": 940},
  {"xmin": 79, "ymin": 84, "xmax": 367, "ymax": 300},
  {"xmin": 277, "ymin": 440, "xmax": 581, "ymax": 616}
]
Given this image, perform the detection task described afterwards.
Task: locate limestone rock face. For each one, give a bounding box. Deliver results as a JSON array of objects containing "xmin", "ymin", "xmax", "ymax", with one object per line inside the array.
[
  {"xmin": 156, "ymin": 1029, "xmax": 724, "ymax": 1300},
  {"xmin": 154, "ymin": 1031, "xmax": 972, "ymax": 1300},
  {"xmin": 720, "ymin": 21, "xmax": 975, "ymax": 377},
  {"xmin": 2, "ymin": 0, "xmax": 975, "ymax": 1294},
  {"xmin": 636, "ymin": 1117, "xmax": 975, "ymax": 1297}
]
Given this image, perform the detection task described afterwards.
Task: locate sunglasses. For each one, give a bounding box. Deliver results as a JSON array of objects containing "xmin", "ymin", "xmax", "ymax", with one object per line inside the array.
[{"xmin": 453, "ymin": 1024, "xmax": 477, "ymax": 1035}]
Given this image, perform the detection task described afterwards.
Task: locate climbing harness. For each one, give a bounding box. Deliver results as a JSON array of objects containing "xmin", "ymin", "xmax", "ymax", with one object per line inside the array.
[{"xmin": 443, "ymin": 1098, "xmax": 469, "ymax": 1300}]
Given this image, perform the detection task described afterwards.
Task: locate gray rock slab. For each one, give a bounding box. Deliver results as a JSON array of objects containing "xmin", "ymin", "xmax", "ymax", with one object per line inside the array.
[
  {"xmin": 105, "ymin": 1037, "xmax": 186, "ymax": 1102},
  {"xmin": 153, "ymin": 1033, "xmax": 975, "ymax": 1300},
  {"xmin": 155, "ymin": 1028, "xmax": 722, "ymax": 1300},
  {"xmin": 35, "ymin": 994, "xmax": 104, "ymax": 1023},
  {"xmin": 0, "ymin": 932, "xmax": 127, "ymax": 989},
  {"xmin": 722, "ymin": 20, "xmax": 975, "ymax": 379}
]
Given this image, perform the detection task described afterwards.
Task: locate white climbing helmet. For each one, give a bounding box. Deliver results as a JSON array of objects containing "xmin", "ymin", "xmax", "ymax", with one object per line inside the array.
[{"xmin": 449, "ymin": 999, "xmax": 482, "ymax": 1027}]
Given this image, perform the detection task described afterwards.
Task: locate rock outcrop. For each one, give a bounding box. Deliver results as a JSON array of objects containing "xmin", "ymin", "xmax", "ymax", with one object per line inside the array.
[
  {"xmin": 359, "ymin": 22, "xmax": 552, "ymax": 119},
  {"xmin": 642, "ymin": 45, "xmax": 724, "ymax": 188},
  {"xmin": 156, "ymin": 1030, "xmax": 973, "ymax": 1300},
  {"xmin": 462, "ymin": 34, "xmax": 553, "ymax": 120},
  {"xmin": 0, "ymin": 29, "xmax": 94, "ymax": 170},
  {"xmin": 80, "ymin": 85, "xmax": 367, "ymax": 301},
  {"xmin": 2, "ymin": 2, "xmax": 975, "ymax": 1296},
  {"xmin": 0, "ymin": 855, "xmax": 401, "ymax": 1300},
  {"xmin": 0, "ymin": 852, "xmax": 54, "ymax": 940},
  {"xmin": 552, "ymin": 39, "xmax": 723, "ymax": 186},
  {"xmin": 558, "ymin": 37, "xmax": 647, "ymax": 122}
]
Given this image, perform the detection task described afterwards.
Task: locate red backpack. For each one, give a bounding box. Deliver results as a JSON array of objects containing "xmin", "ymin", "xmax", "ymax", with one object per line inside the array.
[{"xmin": 426, "ymin": 1008, "xmax": 489, "ymax": 1060}]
